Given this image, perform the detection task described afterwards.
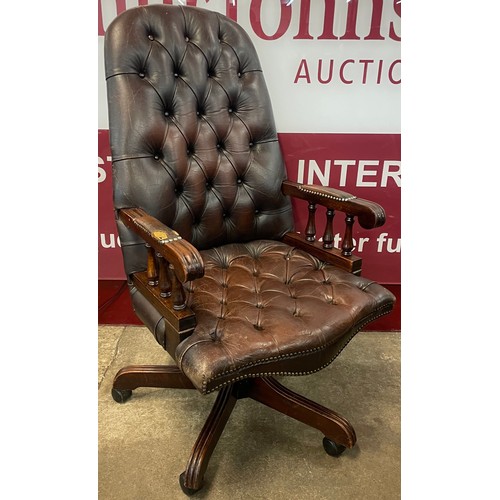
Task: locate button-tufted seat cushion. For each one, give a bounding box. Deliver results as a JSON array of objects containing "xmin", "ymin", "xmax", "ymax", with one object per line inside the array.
[{"xmin": 176, "ymin": 240, "xmax": 394, "ymax": 394}]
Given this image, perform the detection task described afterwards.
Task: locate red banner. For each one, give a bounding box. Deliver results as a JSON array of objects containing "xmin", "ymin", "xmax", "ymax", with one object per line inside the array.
[
  {"xmin": 280, "ymin": 133, "xmax": 400, "ymax": 283},
  {"xmin": 98, "ymin": 130, "xmax": 125, "ymax": 280},
  {"xmin": 98, "ymin": 0, "xmax": 401, "ymax": 284},
  {"xmin": 99, "ymin": 130, "xmax": 400, "ymax": 283}
]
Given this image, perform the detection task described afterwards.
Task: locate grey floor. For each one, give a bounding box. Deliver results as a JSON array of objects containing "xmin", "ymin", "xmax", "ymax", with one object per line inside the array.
[{"xmin": 98, "ymin": 326, "xmax": 400, "ymax": 499}]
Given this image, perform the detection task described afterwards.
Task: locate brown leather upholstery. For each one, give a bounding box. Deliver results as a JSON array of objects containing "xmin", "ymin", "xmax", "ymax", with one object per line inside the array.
[
  {"xmin": 105, "ymin": 3, "xmax": 395, "ymax": 394},
  {"xmin": 104, "ymin": 5, "xmax": 396, "ymax": 493},
  {"xmin": 178, "ymin": 240, "xmax": 394, "ymax": 394},
  {"xmin": 105, "ymin": 4, "xmax": 294, "ymax": 278}
]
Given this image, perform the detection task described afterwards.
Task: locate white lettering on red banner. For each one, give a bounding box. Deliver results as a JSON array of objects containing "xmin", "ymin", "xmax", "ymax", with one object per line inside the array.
[{"xmin": 297, "ymin": 159, "xmax": 401, "ymax": 188}]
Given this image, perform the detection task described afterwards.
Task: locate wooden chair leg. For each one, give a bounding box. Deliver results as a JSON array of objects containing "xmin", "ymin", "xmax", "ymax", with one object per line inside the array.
[
  {"xmin": 111, "ymin": 365, "xmax": 195, "ymax": 403},
  {"xmin": 179, "ymin": 384, "xmax": 238, "ymax": 495},
  {"xmin": 247, "ymin": 377, "xmax": 357, "ymax": 450}
]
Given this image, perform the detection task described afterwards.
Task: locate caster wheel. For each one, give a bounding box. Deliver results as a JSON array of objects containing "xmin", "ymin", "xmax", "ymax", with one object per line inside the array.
[
  {"xmin": 323, "ymin": 437, "xmax": 346, "ymax": 457},
  {"xmin": 111, "ymin": 387, "xmax": 132, "ymax": 403},
  {"xmin": 179, "ymin": 472, "xmax": 202, "ymax": 496}
]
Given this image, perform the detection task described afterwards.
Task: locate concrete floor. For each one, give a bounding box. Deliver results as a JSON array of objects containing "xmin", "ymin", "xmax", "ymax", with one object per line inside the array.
[{"xmin": 98, "ymin": 326, "xmax": 400, "ymax": 499}]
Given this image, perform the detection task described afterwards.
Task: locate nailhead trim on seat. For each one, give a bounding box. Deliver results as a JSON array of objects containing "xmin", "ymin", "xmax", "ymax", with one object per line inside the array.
[
  {"xmin": 172, "ymin": 240, "xmax": 392, "ymax": 393},
  {"xmin": 201, "ymin": 303, "xmax": 392, "ymax": 394},
  {"xmin": 172, "ymin": 240, "xmax": 396, "ymax": 394}
]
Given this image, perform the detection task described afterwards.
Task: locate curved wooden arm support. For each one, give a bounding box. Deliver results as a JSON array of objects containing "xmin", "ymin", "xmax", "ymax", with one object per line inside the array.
[
  {"xmin": 282, "ymin": 180, "xmax": 385, "ymax": 229},
  {"xmin": 118, "ymin": 207, "xmax": 204, "ymax": 283},
  {"xmin": 281, "ymin": 181, "xmax": 388, "ymax": 274},
  {"xmin": 118, "ymin": 208, "xmax": 202, "ymax": 353}
]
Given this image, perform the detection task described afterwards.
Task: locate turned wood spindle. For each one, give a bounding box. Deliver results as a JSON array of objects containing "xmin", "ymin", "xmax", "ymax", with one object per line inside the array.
[
  {"xmin": 322, "ymin": 209, "xmax": 335, "ymax": 249},
  {"xmin": 157, "ymin": 253, "xmax": 172, "ymax": 298},
  {"xmin": 305, "ymin": 202, "xmax": 317, "ymax": 242},
  {"xmin": 146, "ymin": 243, "xmax": 158, "ymax": 286},
  {"xmin": 170, "ymin": 263, "xmax": 187, "ymax": 310},
  {"xmin": 342, "ymin": 214, "xmax": 355, "ymax": 256}
]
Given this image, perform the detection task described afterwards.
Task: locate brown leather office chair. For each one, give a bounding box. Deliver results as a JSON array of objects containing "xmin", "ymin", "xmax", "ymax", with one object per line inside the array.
[{"xmin": 104, "ymin": 4, "xmax": 396, "ymax": 495}]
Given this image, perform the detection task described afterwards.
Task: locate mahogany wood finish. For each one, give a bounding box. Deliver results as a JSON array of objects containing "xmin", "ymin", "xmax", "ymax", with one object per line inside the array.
[
  {"xmin": 132, "ymin": 272, "xmax": 196, "ymax": 334},
  {"xmin": 145, "ymin": 243, "xmax": 158, "ymax": 286},
  {"xmin": 281, "ymin": 180, "xmax": 387, "ymax": 273},
  {"xmin": 305, "ymin": 202, "xmax": 317, "ymax": 242},
  {"xmin": 282, "ymin": 180, "xmax": 386, "ymax": 229},
  {"xmin": 118, "ymin": 207, "xmax": 205, "ymax": 283},
  {"xmin": 113, "ymin": 365, "xmax": 196, "ymax": 392},
  {"xmin": 180, "ymin": 384, "xmax": 238, "ymax": 494},
  {"xmin": 111, "ymin": 367, "xmax": 359, "ymax": 494},
  {"xmin": 132, "ymin": 271, "xmax": 196, "ymax": 358},
  {"xmin": 113, "ymin": 374, "xmax": 358, "ymax": 495},
  {"xmin": 342, "ymin": 214, "xmax": 355, "ymax": 256},
  {"xmin": 157, "ymin": 254, "xmax": 172, "ymax": 298},
  {"xmin": 322, "ymin": 209, "xmax": 335, "ymax": 249},
  {"xmin": 170, "ymin": 264, "xmax": 187, "ymax": 310},
  {"xmin": 282, "ymin": 232, "xmax": 362, "ymax": 275},
  {"xmin": 247, "ymin": 377, "xmax": 356, "ymax": 449}
]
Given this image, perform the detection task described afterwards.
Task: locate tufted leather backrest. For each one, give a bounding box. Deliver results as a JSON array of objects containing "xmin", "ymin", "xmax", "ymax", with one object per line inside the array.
[{"xmin": 105, "ymin": 5, "xmax": 294, "ymax": 276}]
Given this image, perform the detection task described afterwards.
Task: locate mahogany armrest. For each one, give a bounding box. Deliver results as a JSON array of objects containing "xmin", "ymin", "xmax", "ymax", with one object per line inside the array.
[
  {"xmin": 118, "ymin": 207, "xmax": 204, "ymax": 283},
  {"xmin": 282, "ymin": 180, "xmax": 385, "ymax": 229}
]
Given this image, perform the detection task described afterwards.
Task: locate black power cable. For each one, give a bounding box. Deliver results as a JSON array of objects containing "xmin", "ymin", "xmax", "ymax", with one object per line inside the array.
[{"xmin": 98, "ymin": 281, "xmax": 128, "ymax": 314}]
